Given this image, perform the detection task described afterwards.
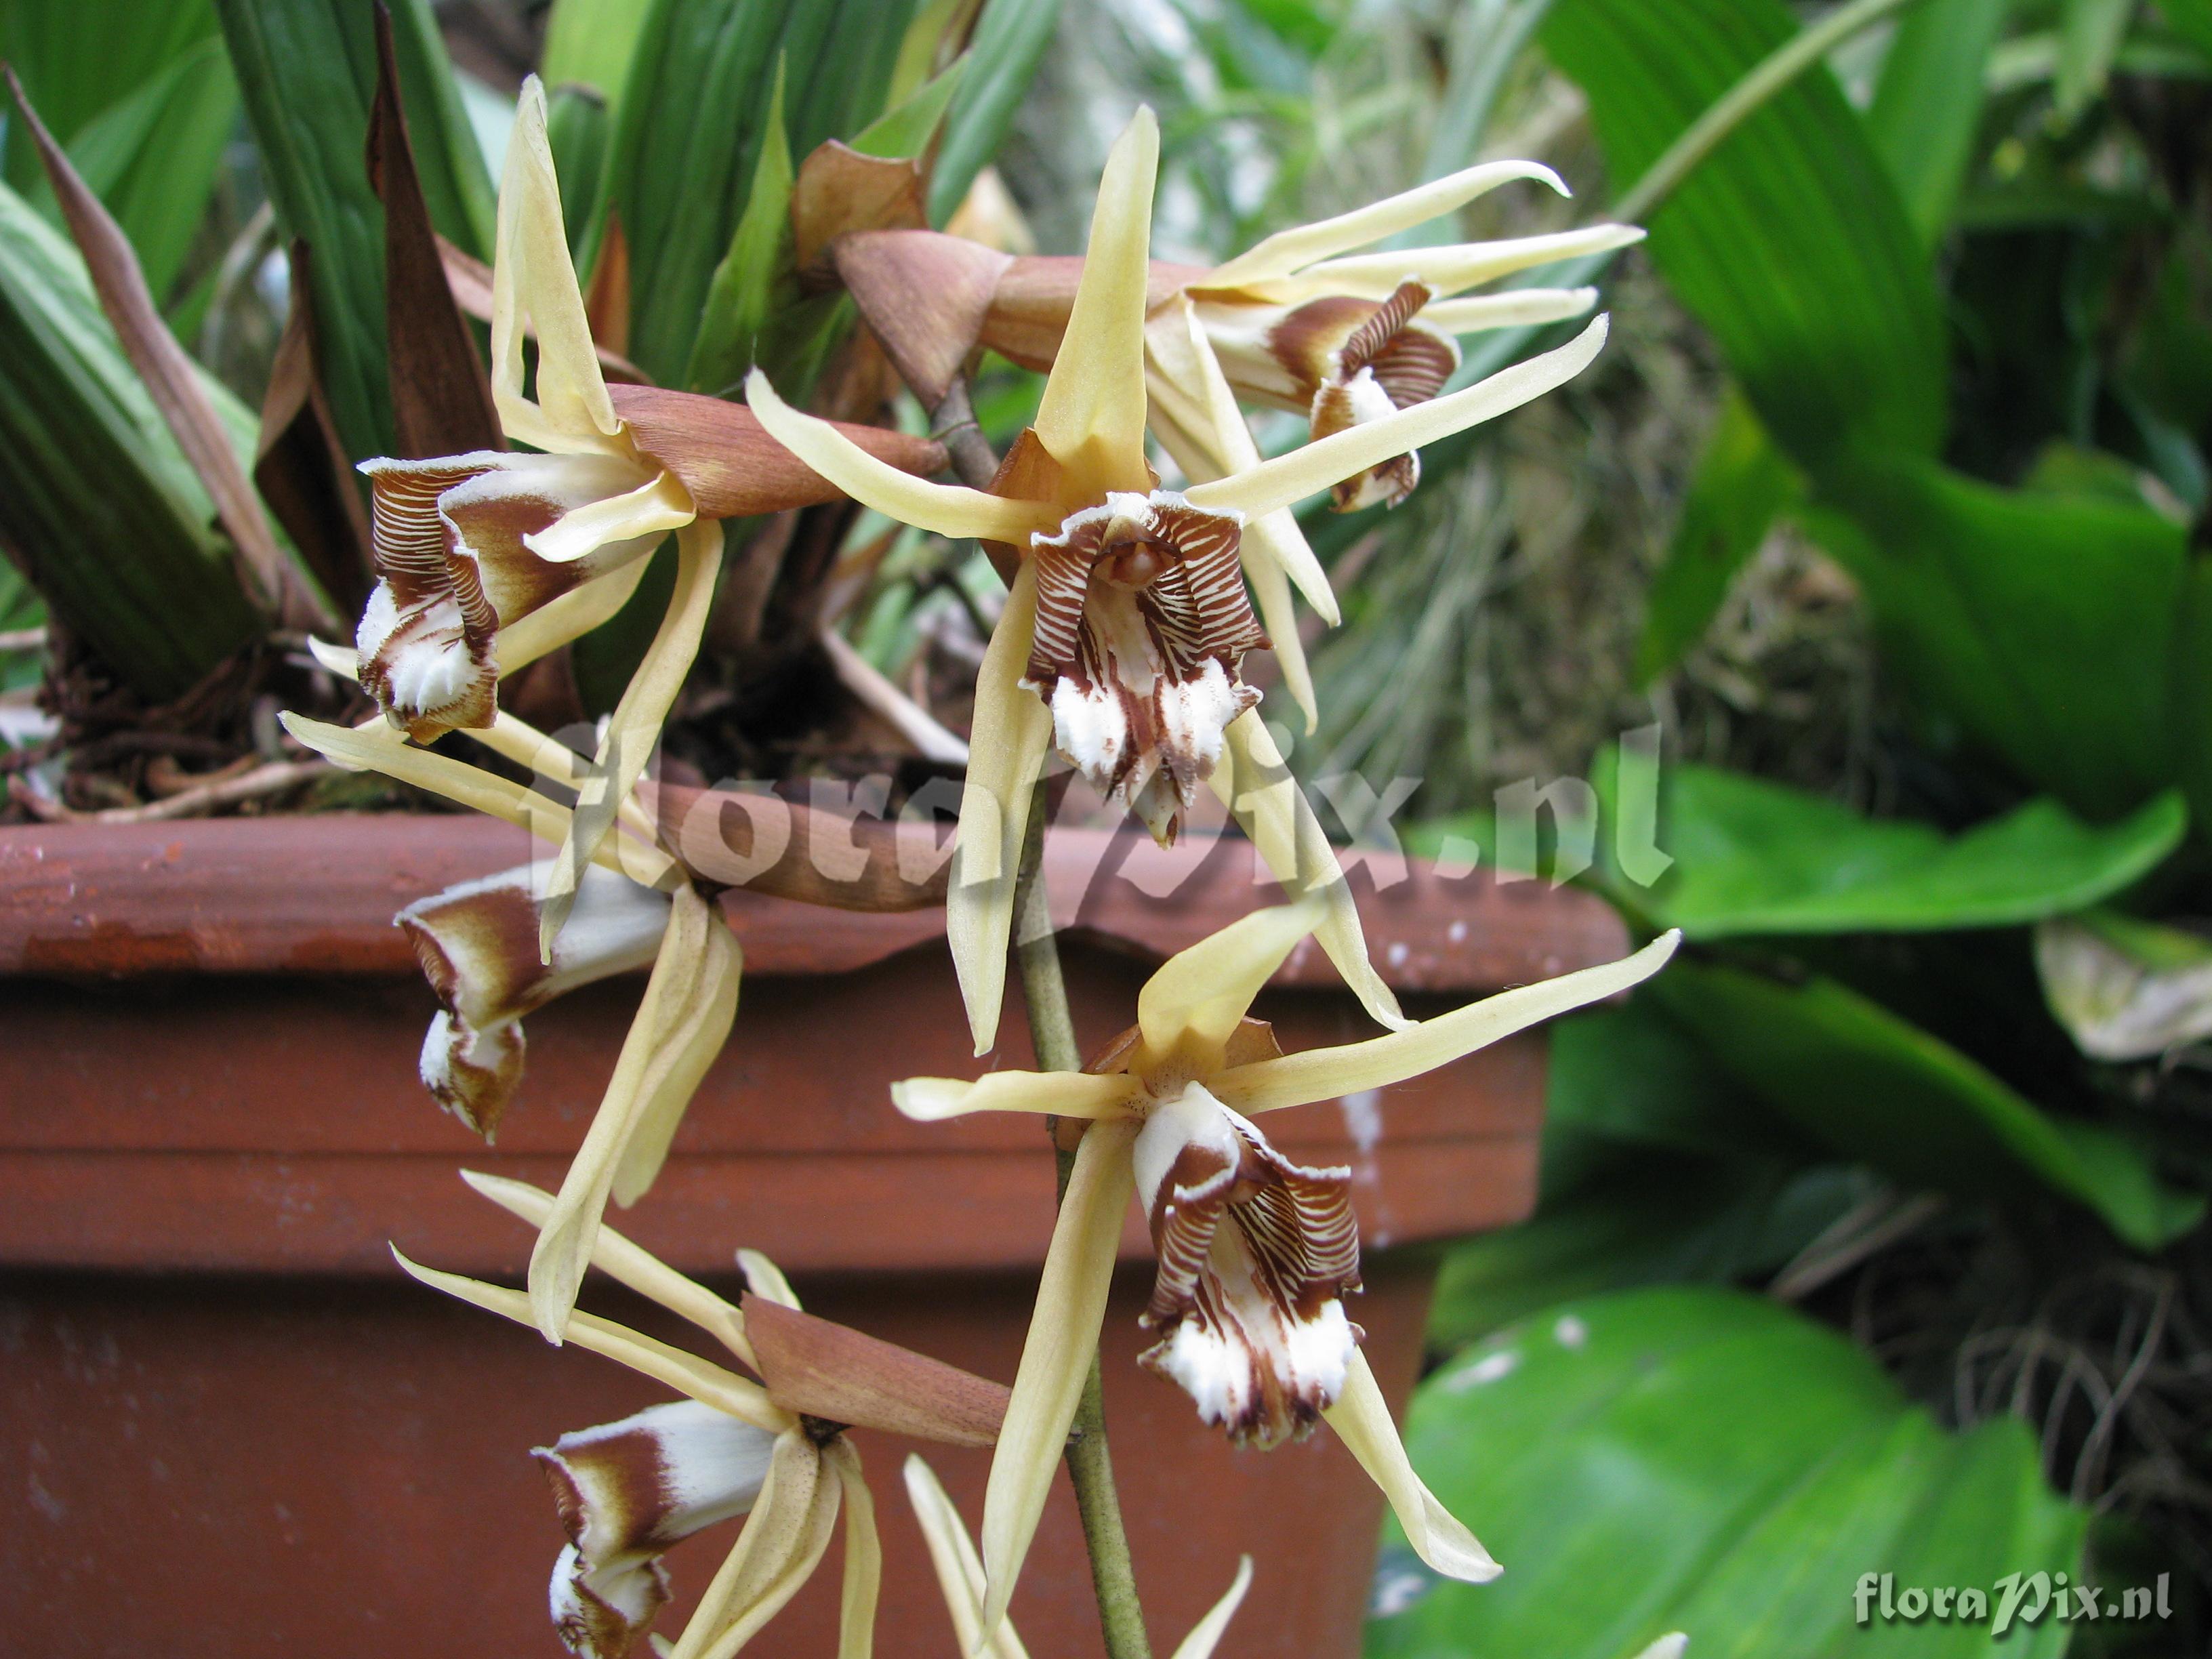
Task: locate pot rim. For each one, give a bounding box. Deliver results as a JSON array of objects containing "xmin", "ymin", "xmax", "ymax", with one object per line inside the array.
[{"xmin": 0, "ymin": 813, "xmax": 1628, "ymax": 989}]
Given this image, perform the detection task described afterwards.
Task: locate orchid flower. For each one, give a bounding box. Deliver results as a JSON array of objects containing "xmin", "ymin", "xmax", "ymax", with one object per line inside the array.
[
  {"xmin": 749, "ymin": 108, "xmax": 1609, "ymax": 1051},
  {"xmin": 832, "ymin": 158, "xmax": 1636, "ymax": 729},
  {"xmin": 891, "ymin": 899, "xmax": 1681, "ymax": 1635},
  {"xmin": 283, "ymin": 694, "xmax": 735, "ymax": 1339},
  {"xmin": 903, "ymin": 1454, "xmax": 1251, "ymax": 1659},
  {"xmin": 399, "ymin": 860, "xmax": 674, "ymax": 1136},
  {"xmin": 396, "ymin": 1172, "xmax": 1010, "ymax": 1659},
  {"xmin": 350, "ymin": 75, "xmax": 941, "ymax": 954}
]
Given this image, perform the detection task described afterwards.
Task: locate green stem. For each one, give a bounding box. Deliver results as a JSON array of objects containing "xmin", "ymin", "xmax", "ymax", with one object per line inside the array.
[{"xmin": 1012, "ymin": 785, "xmax": 1153, "ymax": 1659}]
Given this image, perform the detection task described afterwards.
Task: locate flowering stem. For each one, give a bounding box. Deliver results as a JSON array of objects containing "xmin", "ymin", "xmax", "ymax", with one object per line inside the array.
[
  {"xmin": 929, "ymin": 375, "xmax": 1151, "ymax": 1650},
  {"xmin": 1012, "ymin": 786, "xmax": 1154, "ymax": 1659}
]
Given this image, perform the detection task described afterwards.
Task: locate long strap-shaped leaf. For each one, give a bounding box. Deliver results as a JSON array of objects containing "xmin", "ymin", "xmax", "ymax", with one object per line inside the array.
[{"xmin": 8, "ymin": 69, "xmax": 329, "ymax": 633}]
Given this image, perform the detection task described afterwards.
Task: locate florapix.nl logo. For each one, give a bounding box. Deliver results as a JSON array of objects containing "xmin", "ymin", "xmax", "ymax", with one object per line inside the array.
[{"xmin": 1854, "ymin": 1571, "xmax": 2172, "ymax": 1639}]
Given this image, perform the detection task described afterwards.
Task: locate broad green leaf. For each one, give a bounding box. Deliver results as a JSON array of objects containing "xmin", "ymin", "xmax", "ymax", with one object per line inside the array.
[
  {"xmin": 2057, "ymin": 0, "xmax": 2135, "ymax": 118},
  {"xmin": 930, "ymin": 0, "xmax": 1061, "ymax": 224},
  {"xmin": 602, "ymin": 0, "xmax": 916, "ymax": 384},
  {"xmin": 213, "ymin": 0, "xmax": 495, "ymax": 462},
  {"xmin": 1372, "ymin": 1288, "xmax": 2085, "ymax": 1659},
  {"xmin": 541, "ymin": 0, "xmax": 655, "ymax": 102},
  {"xmin": 686, "ymin": 61, "xmax": 793, "ymax": 397},
  {"xmin": 2155, "ymin": 0, "xmax": 2212, "ymax": 60},
  {"xmin": 1866, "ymin": 0, "xmax": 2009, "ymax": 245},
  {"xmin": 1633, "ymin": 388, "xmax": 1799, "ymax": 685},
  {"xmin": 1432, "ymin": 997, "xmax": 1852, "ymax": 1349},
  {"xmin": 849, "ymin": 53, "xmax": 964, "ymax": 160},
  {"xmin": 1542, "ymin": 0, "xmax": 1946, "ymax": 470},
  {"xmin": 1614, "ymin": 762, "xmax": 2186, "ymax": 939},
  {"xmin": 0, "ymin": 0, "xmax": 215, "ymax": 190},
  {"xmin": 0, "ymin": 181, "xmax": 258, "ymax": 698},
  {"xmin": 1805, "ymin": 453, "xmax": 2188, "ymax": 819},
  {"xmin": 29, "ymin": 36, "xmax": 239, "ymax": 305},
  {"xmin": 2175, "ymin": 552, "xmax": 2212, "ymax": 834},
  {"xmin": 1653, "ymin": 960, "xmax": 2205, "ymax": 1249}
]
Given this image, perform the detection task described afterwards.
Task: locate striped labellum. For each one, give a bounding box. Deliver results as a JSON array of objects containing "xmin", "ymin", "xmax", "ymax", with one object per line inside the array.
[{"xmin": 1024, "ymin": 490, "xmax": 1267, "ymax": 843}]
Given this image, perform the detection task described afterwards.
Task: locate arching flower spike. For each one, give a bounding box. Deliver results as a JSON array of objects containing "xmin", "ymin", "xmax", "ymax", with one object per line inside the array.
[
  {"xmin": 750, "ymin": 108, "xmax": 1610, "ymax": 1053},
  {"xmin": 890, "ymin": 906, "xmax": 1681, "ymax": 1639},
  {"xmin": 395, "ymin": 1172, "xmax": 1010, "ymax": 1659}
]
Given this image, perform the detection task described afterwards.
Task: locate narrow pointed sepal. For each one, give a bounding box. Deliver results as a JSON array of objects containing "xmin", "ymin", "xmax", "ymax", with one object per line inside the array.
[{"xmin": 1324, "ymin": 1349, "xmax": 1499, "ymax": 1582}]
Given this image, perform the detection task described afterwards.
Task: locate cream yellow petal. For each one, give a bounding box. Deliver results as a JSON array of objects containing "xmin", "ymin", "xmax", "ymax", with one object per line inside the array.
[
  {"xmin": 497, "ymin": 553, "xmax": 651, "ymax": 673},
  {"xmin": 1185, "ymin": 317, "xmax": 1608, "ymax": 522},
  {"xmin": 527, "ymin": 468, "xmax": 695, "ymax": 565},
  {"xmin": 1030, "ymin": 107, "xmax": 1158, "ymax": 497},
  {"xmin": 825, "ymin": 1439, "xmax": 880, "ymax": 1659},
  {"xmin": 307, "ymin": 635, "xmax": 359, "ymax": 679},
  {"xmin": 539, "ymin": 518, "xmax": 724, "ymax": 958},
  {"xmin": 736, "ymin": 1249, "xmax": 802, "ymax": 1312},
  {"xmin": 1169, "ymin": 1557, "xmax": 1254, "ymax": 1659},
  {"xmin": 390, "ymin": 1247, "xmax": 783, "ymax": 1429},
  {"xmin": 1242, "ymin": 541, "xmax": 1317, "ymax": 733},
  {"xmin": 1420, "ymin": 287, "xmax": 1599, "ymax": 336},
  {"xmin": 1635, "ymin": 1637, "xmax": 1689, "ymax": 1659},
  {"xmin": 472, "ymin": 710, "xmax": 661, "ymax": 845},
  {"xmin": 529, "ymin": 884, "xmax": 730, "ymax": 1339},
  {"xmin": 892, "ymin": 1070, "xmax": 1141, "ymax": 1122},
  {"xmin": 1207, "ymin": 710, "xmax": 1406, "ymax": 1031},
  {"xmin": 1214, "ymin": 930, "xmax": 1681, "ymax": 1115},
  {"xmin": 491, "ymin": 79, "xmax": 622, "ymax": 454},
  {"xmin": 610, "ymin": 907, "xmax": 742, "ymax": 1207},
  {"xmin": 1324, "ymin": 1349, "xmax": 1499, "ymax": 1582},
  {"xmin": 903, "ymin": 1456, "xmax": 1033, "ymax": 1659},
  {"xmin": 1279, "ymin": 223, "xmax": 1643, "ymax": 305},
  {"xmin": 745, "ymin": 369, "xmax": 1043, "ymax": 542},
  {"xmin": 1202, "ymin": 159, "xmax": 1569, "ymax": 288},
  {"xmin": 948, "ymin": 562, "xmax": 1055, "ymax": 1055},
  {"xmin": 458, "ymin": 1169, "xmax": 756, "ymax": 1368},
  {"xmin": 1136, "ymin": 898, "xmax": 1323, "ymax": 1072},
  {"xmin": 670, "ymin": 1430, "xmax": 842, "ymax": 1659},
  {"xmin": 1143, "ymin": 298, "xmax": 1337, "ymax": 627},
  {"xmin": 279, "ymin": 713, "xmax": 677, "ymax": 888},
  {"xmin": 979, "ymin": 1116, "xmax": 1140, "ymax": 1644}
]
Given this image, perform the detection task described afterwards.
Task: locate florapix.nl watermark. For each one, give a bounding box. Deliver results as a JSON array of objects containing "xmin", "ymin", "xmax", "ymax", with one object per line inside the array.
[{"xmin": 1854, "ymin": 1571, "xmax": 2172, "ymax": 1639}]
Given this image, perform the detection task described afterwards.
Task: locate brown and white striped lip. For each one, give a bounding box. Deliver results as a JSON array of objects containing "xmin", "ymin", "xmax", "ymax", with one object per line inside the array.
[
  {"xmin": 535, "ymin": 1399, "xmax": 777, "ymax": 1570},
  {"xmin": 398, "ymin": 865, "xmax": 672, "ymax": 1138},
  {"xmin": 1128, "ymin": 1083, "xmax": 1363, "ymax": 1448},
  {"xmin": 549, "ymin": 1542, "xmax": 671, "ymax": 1659},
  {"xmin": 355, "ymin": 451, "xmax": 661, "ymax": 741},
  {"xmin": 1199, "ymin": 279, "xmax": 1460, "ymax": 512},
  {"xmin": 1021, "ymin": 491, "xmax": 1267, "ymax": 845}
]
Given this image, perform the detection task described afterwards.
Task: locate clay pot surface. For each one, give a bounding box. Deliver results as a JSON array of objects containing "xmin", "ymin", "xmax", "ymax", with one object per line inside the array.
[{"xmin": 0, "ymin": 815, "xmax": 1624, "ymax": 1656}]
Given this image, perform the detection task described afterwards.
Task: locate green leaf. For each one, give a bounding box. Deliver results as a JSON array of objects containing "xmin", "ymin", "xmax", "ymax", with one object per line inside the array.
[
  {"xmin": 1620, "ymin": 763, "xmax": 2187, "ymax": 939},
  {"xmin": 602, "ymin": 0, "xmax": 916, "ymax": 385},
  {"xmin": 1866, "ymin": 0, "xmax": 2009, "ymax": 246},
  {"xmin": 1372, "ymin": 1287, "xmax": 2085, "ymax": 1659},
  {"xmin": 849, "ymin": 52, "xmax": 964, "ymax": 160},
  {"xmin": 1633, "ymin": 388, "xmax": 1799, "ymax": 684},
  {"xmin": 685, "ymin": 60, "xmax": 793, "ymax": 397},
  {"xmin": 2154, "ymin": 0, "xmax": 2212, "ymax": 60},
  {"xmin": 929, "ymin": 0, "xmax": 1062, "ymax": 224},
  {"xmin": 212, "ymin": 0, "xmax": 495, "ymax": 462},
  {"xmin": 541, "ymin": 0, "xmax": 655, "ymax": 102},
  {"xmin": 0, "ymin": 0, "xmax": 216, "ymax": 191},
  {"xmin": 2174, "ymin": 552, "xmax": 2212, "ymax": 834},
  {"xmin": 0, "ymin": 180, "xmax": 258, "ymax": 698},
  {"xmin": 1805, "ymin": 453, "xmax": 2188, "ymax": 819},
  {"xmin": 2057, "ymin": 0, "xmax": 2135, "ymax": 119},
  {"xmin": 1542, "ymin": 0, "xmax": 1947, "ymax": 470},
  {"xmin": 28, "ymin": 36, "xmax": 239, "ymax": 305},
  {"xmin": 1653, "ymin": 960, "xmax": 2205, "ymax": 1250}
]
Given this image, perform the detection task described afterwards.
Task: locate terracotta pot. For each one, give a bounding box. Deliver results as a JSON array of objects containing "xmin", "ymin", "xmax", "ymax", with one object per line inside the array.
[{"xmin": 0, "ymin": 815, "xmax": 1623, "ymax": 1658}]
